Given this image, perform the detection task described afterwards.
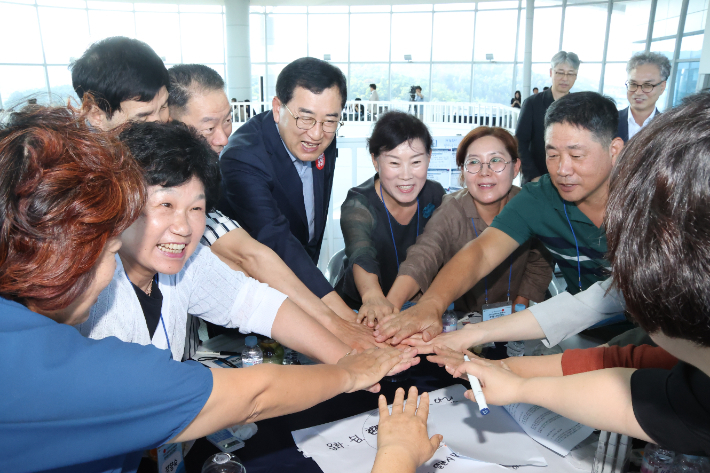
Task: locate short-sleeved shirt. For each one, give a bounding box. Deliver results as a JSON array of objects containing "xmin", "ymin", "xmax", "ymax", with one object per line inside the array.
[
  {"xmin": 490, "ymin": 174, "xmax": 608, "ymax": 294},
  {"xmin": 201, "ymin": 209, "xmax": 241, "ymax": 247},
  {"xmin": 336, "ymin": 176, "xmax": 445, "ymax": 307},
  {"xmin": 0, "ymin": 297, "xmax": 212, "ymax": 473},
  {"xmin": 631, "ymin": 361, "xmax": 710, "ymax": 455}
]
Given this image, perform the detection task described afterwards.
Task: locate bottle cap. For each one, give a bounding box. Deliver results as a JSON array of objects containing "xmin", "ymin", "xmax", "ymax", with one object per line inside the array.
[
  {"xmin": 213, "ymin": 453, "xmax": 231, "ymax": 464},
  {"xmin": 515, "ymin": 304, "xmax": 526, "ymax": 312},
  {"xmin": 245, "ymin": 336, "xmax": 257, "ymax": 347}
]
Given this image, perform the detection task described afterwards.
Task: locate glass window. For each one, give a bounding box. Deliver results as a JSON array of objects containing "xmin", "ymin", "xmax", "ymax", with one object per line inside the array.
[
  {"xmin": 47, "ymin": 65, "xmax": 79, "ymax": 106},
  {"xmin": 350, "ymin": 14, "xmax": 390, "ymax": 62},
  {"xmin": 180, "ymin": 5, "xmax": 222, "ymax": 13},
  {"xmin": 515, "ymin": 63, "xmax": 524, "ymax": 95},
  {"xmin": 393, "ymin": 4, "xmax": 432, "ymax": 12},
  {"xmin": 606, "ymin": 0, "xmax": 651, "ymax": 62},
  {"xmin": 87, "ymin": 1, "xmax": 132, "ymax": 11},
  {"xmin": 472, "ymin": 63, "xmax": 514, "ymax": 103},
  {"xmin": 562, "ymin": 5, "xmax": 608, "ymax": 62},
  {"xmin": 37, "ymin": 6, "xmax": 90, "ymax": 65},
  {"xmin": 479, "ymin": 1, "xmax": 519, "ymax": 9},
  {"xmin": 532, "ymin": 7, "xmax": 562, "ymax": 62},
  {"xmin": 431, "ymin": 64, "xmax": 472, "ymax": 102},
  {"xmin": 0, "ymin": 65, "xmax": 47, "ymax": 109},
  {"xmin": 309, "ymin": 6, "xmax": 348, "ymax": 13},
  {"xmin": 134, "ymin": 4, "xmax": 178, "ymax": 12},
  {"xmin": 266, "ymin": 6, "xmax": 307, "ymax": 13},
  {"xmin": 350, "ymin": 5, "xmax": 391, "ymax": 12},
  {"xmin": 435, "ymin": 3, "xmax": 477, "ymax": 11},
  {"xmin": 38, "ymin": 0, "xmax": 85, "ymax": 7},
  {"xmin": 432, "ymin": 12, "xmax": 474, "ymax": 61},
  {"xmin": 390, "ymin": 63, "xmax": 430, "ymax": 101},
  {"xmin": 88, "ymin": 10, "xmax": 135, "ymax": 43},
  {"xmin": 250, "ymin": 6, "xmax": 265, "ymax": 13},
  {"xmin": 516, "ymin": 6, "xmax": 526, "ymax": 62},
  {"xmin": 0, "ymin": 3, "xmax": 44, "ymax": 64},
  {"xmin": 135, "ymin": 12, "xmax": 181, "ymax": 63},
  {"xmin": 391, "ymin": 13, "xmax": 433, "ymax": 62},
  {"xmin": 266, "ymin": 14, "xmax": 307, "ymax": 63},
  {"xmin": 684, "ymin": 0, "xmax": 708, "ymax": 32},
  {"xmin": 349, "ymin": 63, "xmax": 389, "ymax": 100},
  {"xmin": 672, "ymin": 61, "xmax": 699, "ymax": 106},
  {"xmin": 267, "ymin": 63, "xmax": 287, "ymax": 100},
  {"xmin": 251, "ymin": 63, "xmax": 266, "ymax": 102},
  {"xmin": 650, "ymin": 38, "xmax": 676, "ymax": 61},
  {"xmin": 250, "ymin": 14, "xmax": 266, "ymax": 63},
  {"xmin": 475, "ymin": 9, "xmax": 519, "ymax": 62},
  {"xmin": 602, "ymin": 62, "xmax": 629, "ymax": 109},
  {"xmin": 679, "ymin": 33, "xmax": 704, "ymax": 59},
  {"xmin": 653, "ymin": 0, "xmax": 683, "ymax": 38},
  {"xmin": 572, "ymin": 62, "xmax": 602, "ymax": 92},
  {"xmin": 309, "ymin": 14, "xmax": 348, "ymax": 62},
  {"xmin": 181, "ymin": 13, "xmax": 225, "ymax": 64},
  {"xmin": 531, "ymin": 63, "xmax": 553, "ymax": 90}
]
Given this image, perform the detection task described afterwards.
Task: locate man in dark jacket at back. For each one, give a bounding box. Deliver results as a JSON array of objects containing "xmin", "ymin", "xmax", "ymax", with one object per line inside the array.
[{"xmin": 516, "ymin": 51, "xmax": 580, "ymax": 183}]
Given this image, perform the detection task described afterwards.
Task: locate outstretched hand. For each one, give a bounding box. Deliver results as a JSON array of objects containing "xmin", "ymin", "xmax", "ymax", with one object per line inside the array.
[
  {"xmin": 372, "ymin": 387, "xmax": 443, "ymax": 473},
  {"xmin": 358, "ymin": 295, "xmax": 398, "ymax": 328},
  {"xmin": 445, "ymin": 355, "xmax": 525, "ymax": 406},
  {"xmin": 374, "ymin": 300, "xmax": 442, "ymax": 346},
  {"xmin": 337, "ymin": 347, "xmax": 418, "ymax": 393}
]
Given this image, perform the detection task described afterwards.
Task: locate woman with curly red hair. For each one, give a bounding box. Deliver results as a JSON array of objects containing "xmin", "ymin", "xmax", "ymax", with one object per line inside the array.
[{"xmin": 0, "ymin": 107, "xmax": 408, "ymax": 473}]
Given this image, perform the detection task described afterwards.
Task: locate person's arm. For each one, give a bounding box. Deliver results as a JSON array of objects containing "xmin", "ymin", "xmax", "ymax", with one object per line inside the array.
[
  {"xmin": 171, "ymin": 346, "xmax": 406, "ymax": 443},
  {"xmin": 515, "ymin": 97, "xmax": 537, "ymax": 183},
  {"xmin": 219, "ymin": 149, "xmax": 334, "ymax": 299},
  {"xmin": 374, "ymin": 227, "xmax": 520, "ymax": 345},
  {"xmin": 515, "ymin": 241, "xmax": 554, "ymax": 304},
  {"xmin": 371, "ymin": 387, "xmax": 442, "ymax": 473},
  {"xmin": 210, "ymin": 229, "xmax": 378, "ymax": 350},
  {"xmin": 448, "ymin": 358, "xmax": 651, "ymax": 442},
  {"xmin": 354, "ymin": 264, "xmax": 398, "ymax": 326}
]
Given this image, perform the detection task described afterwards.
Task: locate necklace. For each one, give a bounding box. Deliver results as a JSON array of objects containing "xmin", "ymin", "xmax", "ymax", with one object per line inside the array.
[{"xmin": 144, "ymin": 279, "xmax": 153, "ymax": 296}]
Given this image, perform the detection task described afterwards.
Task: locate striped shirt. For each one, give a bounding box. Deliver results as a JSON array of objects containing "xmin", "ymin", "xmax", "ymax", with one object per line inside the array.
[{"xmin": 490, "ymin": 174, "xmax": 609, "ymax": 295}]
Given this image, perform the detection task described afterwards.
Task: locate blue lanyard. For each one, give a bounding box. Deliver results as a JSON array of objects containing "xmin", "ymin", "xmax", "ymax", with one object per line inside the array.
[
  {"xmin": 471, "ymin": 218, "xmax": 512, "ymax": 304},
  {"xmin": 380, "ymin": 181, "xmax": 419, "ymax": 271},
  {"xmin": 563, "ymin": 202, "xmax": 583, "ymax": 291},
  {"xmin": 124, "ymin": 271, "xmax": 172, "ymax": 359}
]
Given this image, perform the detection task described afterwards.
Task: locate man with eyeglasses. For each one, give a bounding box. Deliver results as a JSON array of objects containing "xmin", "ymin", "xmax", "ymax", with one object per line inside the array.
[
  {"xmin": 618, "ymin": 52, "xmax": 670, "ymax": 142},
  {"xmin": 218, "ymin": 58, "xmax": 363, "ymax": 327},
  {"xmin": 516, "ymin": 51, "xmax": 580, "ymax": 183}
]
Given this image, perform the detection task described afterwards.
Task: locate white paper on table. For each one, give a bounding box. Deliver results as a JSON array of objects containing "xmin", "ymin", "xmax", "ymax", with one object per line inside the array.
[{"xmin": 503, "ymin": 403, "xmax": 595, "ymax": 456}]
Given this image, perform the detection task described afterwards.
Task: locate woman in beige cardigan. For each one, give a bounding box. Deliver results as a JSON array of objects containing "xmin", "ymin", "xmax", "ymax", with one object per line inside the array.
[{"xmin": 365, "ymin": 127, "xmax": 553, "ymax": 328}]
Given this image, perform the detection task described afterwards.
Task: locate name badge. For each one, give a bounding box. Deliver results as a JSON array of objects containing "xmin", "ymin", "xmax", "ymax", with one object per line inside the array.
[
  {"xmin": 482, "ymin": 301, "xmax": 512, "ymax": 321},
  {"xmin": 157, "ymin": 443, "xmax": 185, "ymax": 473}
]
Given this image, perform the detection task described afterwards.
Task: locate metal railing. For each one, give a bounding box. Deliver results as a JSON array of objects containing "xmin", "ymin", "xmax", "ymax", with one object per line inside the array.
[{"xmin": 232, "ymin": 100, "xmax": 520, "ymax": 133}]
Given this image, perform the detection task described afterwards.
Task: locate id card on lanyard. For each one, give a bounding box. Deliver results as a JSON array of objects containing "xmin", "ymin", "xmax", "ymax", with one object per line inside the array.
[{"xmin": 471, "ymin": 218, "xmax": 513, "ymax": 321}]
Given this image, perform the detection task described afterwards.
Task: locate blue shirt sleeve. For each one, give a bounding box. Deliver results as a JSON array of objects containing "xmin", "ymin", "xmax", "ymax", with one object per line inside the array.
[{"xmin": 0, "ymin": 299, "xmax": 212, "ymax": 473}]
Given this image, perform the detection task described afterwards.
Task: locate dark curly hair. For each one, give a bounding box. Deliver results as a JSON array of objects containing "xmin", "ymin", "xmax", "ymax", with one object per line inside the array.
[
  {"xmin": 0, "ymin": 106, "xmax": 146, "ymax": 310},
  {"xmin": 118, "ymin": 121, "xmax": 221, "ymax": 212},
  {"xmin": 606, "ymin": 92, "xmax": 710, "ymax": 347}
]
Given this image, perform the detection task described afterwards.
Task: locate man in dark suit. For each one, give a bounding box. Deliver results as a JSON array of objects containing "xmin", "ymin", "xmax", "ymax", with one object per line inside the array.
[
  {"xmin": 219, "ymin": 57, "xmax": 360, "ymax": 323},
  {"xmin": 516, "ymin": 51, "xmax": 580, "ymax": 183},
  {"xmin": 617, "ymin": 52, "xmax": 670, "ymax": 142}
]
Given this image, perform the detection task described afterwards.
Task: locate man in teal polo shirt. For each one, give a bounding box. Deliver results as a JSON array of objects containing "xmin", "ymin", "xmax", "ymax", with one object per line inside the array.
[{"xmin": 374, "ymin": 91, "xmax": 624, "ymax": 345}]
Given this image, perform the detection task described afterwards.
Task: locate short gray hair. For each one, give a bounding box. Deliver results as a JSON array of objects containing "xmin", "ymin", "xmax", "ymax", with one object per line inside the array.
[
  {"xmin": 626, "ymin": 52, "xmax": 672, "ymax": 81},
  {"xmin": 168, "ymin": 64, "xmax": 225, "ymax": 116},
  {"xmin": 551, "ymin": 51, "xmax": 580, "ymax": 70}
]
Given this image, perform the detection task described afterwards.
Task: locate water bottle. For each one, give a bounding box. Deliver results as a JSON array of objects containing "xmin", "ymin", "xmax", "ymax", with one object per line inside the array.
[
  {"xmin": 641, "ymin": 443, "xmax": 676, "ymax": 473},
  {"xmin": 241, "ymin": 336, "xmax": 263, "ymax": 367},
  {"xmin": 673, "ymin": 455, "xmax": 710, "ymax": 473},
  {"xmin": 202, "ymin": 452, "xmax": 246, "ymax": 473},
  {"xmin": 506, "ymin": 304, "xmax": 527, "ymax": 357},
  {"xmin": 442, "ymin": 304, "xmax": 457, "ymax": 333}
]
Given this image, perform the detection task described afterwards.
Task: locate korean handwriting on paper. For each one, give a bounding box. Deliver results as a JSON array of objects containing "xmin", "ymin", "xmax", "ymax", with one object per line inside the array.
[
  {"xmin": 327, "ymin": 442, "xmax": 344, "ymax": 451},
  {"xmin": 432, "ymin": 452, "xmax": 461, "ymax": 469}
]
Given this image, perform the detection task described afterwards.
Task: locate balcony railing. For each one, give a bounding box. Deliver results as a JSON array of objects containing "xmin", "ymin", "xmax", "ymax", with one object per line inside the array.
[{"xmin": 232, "ymin": 100, "xmax": 520, "ymax": 133}]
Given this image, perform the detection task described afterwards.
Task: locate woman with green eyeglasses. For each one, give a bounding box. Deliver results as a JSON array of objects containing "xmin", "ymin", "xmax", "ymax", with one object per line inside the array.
[{"xmin": 380, "ymin": 127, "xmax": 553, "ymax": 329}]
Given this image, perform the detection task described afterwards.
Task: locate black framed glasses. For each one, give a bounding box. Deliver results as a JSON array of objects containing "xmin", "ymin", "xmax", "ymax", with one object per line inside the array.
[
  {"xmin": 625, "ymin": 81, "xmax": 665, "ymax": 93},
  {"xmin": 283, "ymin": 104, "xmax": 343, "ymax": 133},
  {"xmin": 464, "ymin": 157, "xmax": 511, "ymax": 174}
]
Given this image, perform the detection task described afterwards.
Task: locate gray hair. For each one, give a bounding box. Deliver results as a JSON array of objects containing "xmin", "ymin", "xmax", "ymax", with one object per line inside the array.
[
  {"xmin": 626, "ymin": 52, "xmax": 672, "ymax": 81},
  {"xmin": 551, "ymin": 51, "xmax": 581, "ymax": 70},
  {"xmin": 168, "ymin": 64, "xmax": 225, "ymax": 115}
]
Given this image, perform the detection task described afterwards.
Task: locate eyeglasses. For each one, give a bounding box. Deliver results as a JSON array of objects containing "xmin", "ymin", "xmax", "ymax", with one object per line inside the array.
[
  {"xmin": 554, "ymin": 70, "xmax": 578, "ymax": 78},
  {"xmin": 625, "ymin": 81, "xmax": 665, "ymax": 93},
  {"xmin": 283, "ymin": 103, "xmax": 342, "ymax": 133},
  {"xmin": 464, "ymin": 157, "xmax": 511, "ymax": 174}
]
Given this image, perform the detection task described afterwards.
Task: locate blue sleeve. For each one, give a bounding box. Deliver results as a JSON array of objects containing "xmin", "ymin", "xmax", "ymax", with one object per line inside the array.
[
  {"xmin": 219, "ymin": 148, "xmax": 334, "ymax": 298},
  {"xmin": 0, "ymin": 313, "xmax": 212, "ymax": 473}
]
